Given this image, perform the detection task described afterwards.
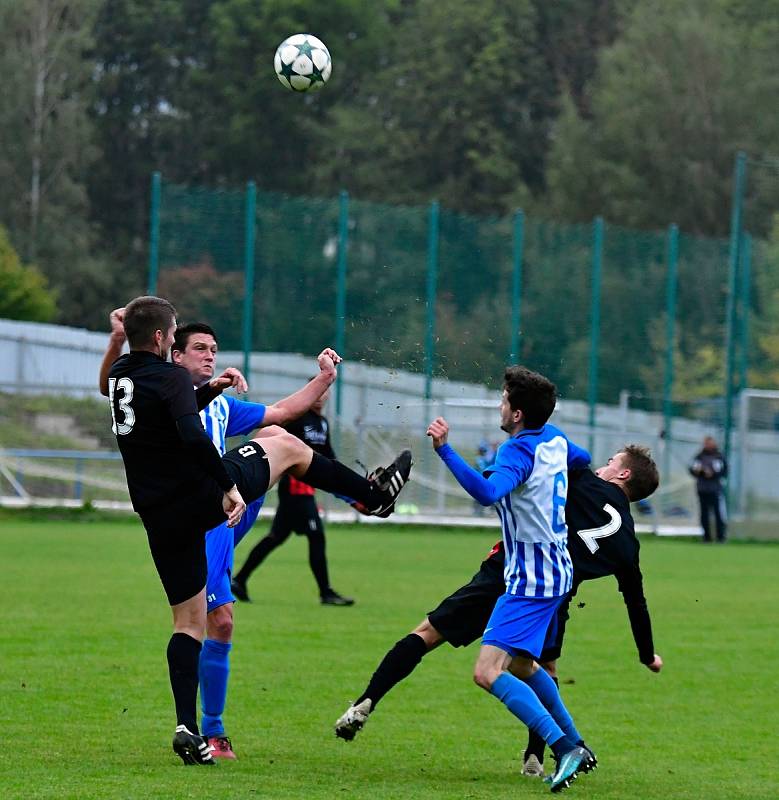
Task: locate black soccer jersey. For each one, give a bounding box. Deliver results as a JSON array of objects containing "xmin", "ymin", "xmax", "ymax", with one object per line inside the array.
[
  {"xmin": 278, "ymin": 411, "xmax": 335, "ymax": 498},
  {"xmin": 483, "ymin": 469, "xmax": 655, "ymax": 663},
  {"xmin": 567, "ymin": 469, "xmax": 640, "ymax": 583},
  {"xmin": 108, "ymin": 351, "xmax": 233, "ymax": 513},
  {"xmin": 565, "ymin": 468, "xmax": 655, "ymax": 663}
]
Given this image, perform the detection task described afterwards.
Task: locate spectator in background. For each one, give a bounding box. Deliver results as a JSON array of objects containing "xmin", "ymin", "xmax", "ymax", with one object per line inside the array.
[
  {"xmin": 689, "ymin": 436, "xmax": 728, "ymax": 542},
  {"xmin": 472, "ymin": 440, "xmax": 496, "ymax": 516}
]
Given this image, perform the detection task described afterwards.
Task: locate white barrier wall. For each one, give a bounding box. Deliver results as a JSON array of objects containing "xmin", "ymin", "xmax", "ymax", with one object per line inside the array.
[{"xmin": 3, "ymin": 317, "xmax": 779, "ymax": 516}]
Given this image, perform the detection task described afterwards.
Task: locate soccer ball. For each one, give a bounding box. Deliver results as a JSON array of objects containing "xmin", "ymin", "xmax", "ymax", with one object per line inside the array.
[{"xmin": 274, "ymin": 34, "xmax": 332, "ymax": 92}]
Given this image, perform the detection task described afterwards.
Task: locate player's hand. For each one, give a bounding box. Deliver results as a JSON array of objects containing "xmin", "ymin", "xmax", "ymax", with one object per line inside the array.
[
  {"xmin": 223, "ymin": 485, "xmax": 246, "ymax": 528},
  {"xmin": 210, "ymin": 367, "xmax": 249, "ymax": 394},
  {"xmin": 426, "ymin": 417, "xmax": 449, "ymax": 449},
  {"xmin": 109, "ymin": 307, "xmax": 126, "ymax": 344},
  {"xmin": 317, "ymin": 348, "xmax": 342, "ymax": 382},
  {"xmin": 646, "ymin": 654, "xmax": 663, "ymax": 673}
]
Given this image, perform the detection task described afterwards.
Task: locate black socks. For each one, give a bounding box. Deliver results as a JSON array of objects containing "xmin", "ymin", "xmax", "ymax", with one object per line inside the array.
[
  {"xmin": 356, "ymin": 633, "xmax": 429, "ymax": 709},
  {"xmin": 167, "ymin": 632, "xmax": 202, "ymax": 733},
  {"xmin": 302, "ymin": 453, "xmax": 373, "ymax": 506}
]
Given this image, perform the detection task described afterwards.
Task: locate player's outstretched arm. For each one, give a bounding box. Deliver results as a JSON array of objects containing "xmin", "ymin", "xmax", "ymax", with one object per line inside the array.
[
  {"xmin": 617, "ymin": 568, "xmax": 659, "ymax": 669},
  {"xmin": 209, "ymin": 367, "xmax": 249, "ymax": 394},
  {"xmin": 646, "ymin": 654, "xmax": 663, "ymax": 673},
  {"xmin": 427, "ymin": 417, "xmax": 517, "ymax": 506},
  {"xmin": 261, "ymin": 348, "xmax": 342, "ymax": 427},
  {"xmin": 98, "ymin": 307, "xmax": 126, "ymax": 396},
  {"xmin": 192, "ymin": 367, "xmax": 250, "ymax": 411}
]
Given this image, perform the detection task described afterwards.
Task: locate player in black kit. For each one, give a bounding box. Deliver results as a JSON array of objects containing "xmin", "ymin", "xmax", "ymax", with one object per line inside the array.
[
  {"xmin": 334, "ymin": 444, "xmax": 663, "ymax": 776},
  {"xmin": 107, "ymin": 296, "xmax": 413, "ymax": 765},
  {"xmin": 232, "ymin": 384, "xmax": 357, "ymax": 606}
]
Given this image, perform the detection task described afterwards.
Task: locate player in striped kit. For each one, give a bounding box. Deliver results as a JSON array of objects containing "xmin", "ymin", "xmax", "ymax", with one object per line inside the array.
[
  {"xmin": 429, "ymin": 366, "xmax": 595, "ymax": 793},
  {"xmin": 172, "ymin": 323, "xmax": 352, "ymax": 757},
  {"xmin": 334, "ymin": 448, "xmax": 663, "ymax": 764}
]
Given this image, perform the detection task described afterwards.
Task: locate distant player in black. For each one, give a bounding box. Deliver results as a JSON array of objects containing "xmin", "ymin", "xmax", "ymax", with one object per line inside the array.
[
  {"xmin": 232, "ymin": 384, "xmax": 357, "ymax": 606},
  {"xmin": 106, "ymin": 295, "xmax": 413, "ymax": 765},
  {"xmin": 334, "ymin": 444, "xmax": 663, "ymax": 773}
]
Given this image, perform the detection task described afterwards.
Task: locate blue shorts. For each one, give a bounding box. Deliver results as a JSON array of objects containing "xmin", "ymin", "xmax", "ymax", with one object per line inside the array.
[
  {"xmin": 205, "ymin": 497, "xmax": 265, "ymax": 613},
  {"xmin": 481, "ymin": 592, "xmax": 566, "ymax": 659}
]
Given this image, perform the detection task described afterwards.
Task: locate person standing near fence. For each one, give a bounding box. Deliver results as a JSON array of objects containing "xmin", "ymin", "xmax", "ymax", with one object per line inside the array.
[
  {"xmin": 231, "ymin": 382, "xmax": 357, "ymax": 607},
  {"xmin": 689, "ymin": 436, "xmax": 728, "ymax": 543}
]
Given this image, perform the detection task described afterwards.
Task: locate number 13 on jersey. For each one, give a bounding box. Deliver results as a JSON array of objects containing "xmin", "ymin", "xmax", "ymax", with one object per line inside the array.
[{"xmin": 108, "ymin": 377, "xmax": 135, "ymax": 435}]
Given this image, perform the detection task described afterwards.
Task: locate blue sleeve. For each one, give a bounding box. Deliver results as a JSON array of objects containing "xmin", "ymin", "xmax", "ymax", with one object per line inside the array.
[
  {"xmin": 224, "ymin": 396, "xmax": 267, "ymax": 437},
  {"xmin": 436, "ymin": 442, "xmax": 529, "ymax": 506},
  {"xmin": 567, "ymin": 439, "xmax": 591, "ymax": 469}
]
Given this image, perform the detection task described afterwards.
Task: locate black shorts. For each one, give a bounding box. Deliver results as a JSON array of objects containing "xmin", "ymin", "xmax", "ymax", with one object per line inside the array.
[
  {"xmin": 539, "ymin": 593, "xmax": 572, "ymax": 662},
  {"xmin": 273, "ymin": 494, "xmax": 324, "ymax": 538},
  {"xmin": 427, "ymin": 550, "xmax": 505, "ymax": 647},
  {"xmin": 140, "ymin": 441, "xmax": 271, "ymax": 606}
]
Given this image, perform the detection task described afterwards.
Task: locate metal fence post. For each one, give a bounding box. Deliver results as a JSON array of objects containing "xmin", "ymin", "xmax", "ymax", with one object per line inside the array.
[
  {"xmin": 587, "ymin": 217, "xmax": 604, "ymax": 454},
  {"xmin": 724, "ymin": 151, "xmax": 747, "ymax": 483},
  {"xmin": 510, "ymin": 209, "xmax": 524, "ymax": 363},
  {"xmin": 738, "ymin": 233, "xmax": 752, "ymax": 392},
  {"xmin": 241, "ymin": 181, "xmax": 257, "ymax": 381},
  {"xmin": 424, "ymin": 201, "xmax": 440, "ymax": 401},
  {"xmin": 335, "ymin": 190, "xmax": 350, "ymax": 451},
  {"xmin": 662, "ymin": 223, "xmax": 679, "ymax": 481},
  {"xmin": 146, "ymin": 171, "xmax": 161, "ymax": 295}
]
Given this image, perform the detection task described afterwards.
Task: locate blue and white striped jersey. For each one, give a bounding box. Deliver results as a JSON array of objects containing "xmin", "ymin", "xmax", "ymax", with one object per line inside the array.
[
  {"xmin": 199, "ymin": 394, "xmax": 267, "ymax": 456},
  {"xmin": 487, "ymin": 424, "xmax": 590, "ymax": 598}
]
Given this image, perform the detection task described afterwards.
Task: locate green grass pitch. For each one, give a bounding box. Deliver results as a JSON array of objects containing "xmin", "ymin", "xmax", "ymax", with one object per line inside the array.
[{"xmin": 2, "ymin": 512, "xmax": 778, "ymax": 799}]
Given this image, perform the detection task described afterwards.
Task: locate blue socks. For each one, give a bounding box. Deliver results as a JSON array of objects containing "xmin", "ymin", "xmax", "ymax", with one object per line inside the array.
[
  {"xmin": 525, "ymin": 668, "xmax": 583, "ymax": 746},
  {"xmin": 490, "ymin": 671, "xmax": 579, "ymax": 757},
  {"xmin": 490, "ymin": 672, "xmax": 568, "ymax": 747},
  {"xmin": 199, "ymin": 639, "xmax": 232, "ymax": 738}
]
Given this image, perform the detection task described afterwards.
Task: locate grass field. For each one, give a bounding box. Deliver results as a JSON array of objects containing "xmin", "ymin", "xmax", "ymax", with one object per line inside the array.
[{"xmin": 2, "ymin": 510, "xmax": 778, "ymax": 800}]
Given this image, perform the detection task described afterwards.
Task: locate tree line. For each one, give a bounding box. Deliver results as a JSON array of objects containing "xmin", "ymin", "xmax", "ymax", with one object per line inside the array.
[{"xmin": 1, "ymin": 0, "xmax": 778, "ymax": 396}]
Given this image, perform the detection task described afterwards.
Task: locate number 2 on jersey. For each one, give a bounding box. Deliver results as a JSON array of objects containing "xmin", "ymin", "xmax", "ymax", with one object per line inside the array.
[
  {"xmin": 577, "ymin": 503, "xmax": 622, "ymax": 553},
  {"xmin": 108, "ymin": 377, "xmax": 135, "ymax": 435}
]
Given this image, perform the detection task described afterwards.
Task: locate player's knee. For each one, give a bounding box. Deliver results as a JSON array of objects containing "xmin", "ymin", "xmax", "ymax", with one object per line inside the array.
[
  {"xmin": 508, "ymin": 656, "xmax": 535, "ymax": 680},
  {"xmin": 473, "ymin": 663, "xmax": 496, "ymax": 691},
  {"xmin": 412, "ymin": 619, "xmax": 444, "ymax": 651},
  {"xmin": 207, "ymin": 605, "xmax": 234, "ymax": 642},
  {"xmin": 541, "ymin": 659, "xmax": 557, "ymax": 679}
]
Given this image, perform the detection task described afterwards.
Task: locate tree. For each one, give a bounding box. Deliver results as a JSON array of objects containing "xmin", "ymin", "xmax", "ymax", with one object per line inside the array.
[
  {"xmin": 0, "ymin": 225, "xmax": 56, "ymax": 321},
  {"xmin": 544, "ymin": 0, "xmax": 779, "ymax": 236},
  {"xmin": 310, "ymin": 0, "xmax": 544, "ymax": 213},
  {"xmin": 749, "ymin": 217, "xmax": 779, "ymax": 388},
  {"xmin": 0, "ymin": 0, "xmax": 108, "ymax": 326},
  {"xmin": 89, "ymin": 0, "xmax": 218, "ymax": 266}
]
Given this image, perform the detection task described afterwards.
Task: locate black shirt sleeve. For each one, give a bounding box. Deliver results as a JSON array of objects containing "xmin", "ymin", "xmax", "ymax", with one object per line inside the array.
[
  {"xmin": 195, "ymin": 381, "xmax": 223, "ymax": 411},
  {"xmin": 615, "ymin": 565, "xmax": 656, "ymax": 665},
  {"xmin": 175, "ymin": 413, "xmax": 235, "ymax": 492}
]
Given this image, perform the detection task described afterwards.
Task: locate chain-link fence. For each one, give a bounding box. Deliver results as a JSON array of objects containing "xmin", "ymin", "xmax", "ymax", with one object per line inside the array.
[{"xmin": 148, "ymin": 174, "xmax": 760, "ymax": 414}]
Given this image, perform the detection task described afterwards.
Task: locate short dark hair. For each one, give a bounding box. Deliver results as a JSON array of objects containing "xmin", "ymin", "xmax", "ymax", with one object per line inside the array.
[
  {"xmin": 620, "ymin": 444, "xmax": 659, "ymax": 501},
  {"xmin": 124, "ymin": 296, "xmax": 176, "ymax": 349},
  {"xmin": 503, "ymin": 366, "xmax": 557, "ymax": 429},
  {"xmin": 173, "ymin": 322, "xmax": 218, "ymax": 354}
]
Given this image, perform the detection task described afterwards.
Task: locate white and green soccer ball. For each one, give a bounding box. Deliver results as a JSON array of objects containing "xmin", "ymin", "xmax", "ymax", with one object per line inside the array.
[{"xmin": 274, "ymin": 34, "xmax": 332, "ymax": 92}]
